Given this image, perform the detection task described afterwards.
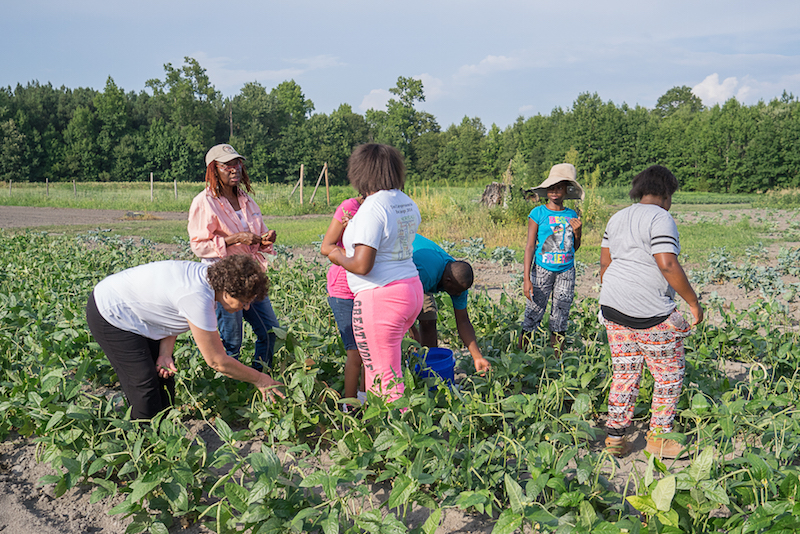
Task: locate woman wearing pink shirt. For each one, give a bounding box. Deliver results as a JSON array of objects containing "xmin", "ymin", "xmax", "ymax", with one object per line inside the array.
[
  {"xmin": 320, "ymin": 196, "xmax": 365, "ymax": 406},
  {"xmin": 188, "ymin": 144, "xmax": 280, "ymax": 371}
]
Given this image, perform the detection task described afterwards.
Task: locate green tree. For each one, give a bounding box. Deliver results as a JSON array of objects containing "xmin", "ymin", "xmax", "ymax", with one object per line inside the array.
[
  {"xmin": 0, "ymin": 119, "xmax": 29, "ymax": 181},
  {"xmin": 62, "ymin": 106, "xmax": 100, "ymax": 181},
  {"xmin": 94, "ymin": 77, "xmax": 131, "ymax": 179},
  {"xmin": 655, "ymin": 85, "xmax": 704, "ymax": 117}
]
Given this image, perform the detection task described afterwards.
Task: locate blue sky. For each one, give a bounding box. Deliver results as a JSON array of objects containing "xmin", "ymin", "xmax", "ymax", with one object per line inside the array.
[{"xmin": 3, "ymin": 0, "xmax": 799, "ymax": 129}]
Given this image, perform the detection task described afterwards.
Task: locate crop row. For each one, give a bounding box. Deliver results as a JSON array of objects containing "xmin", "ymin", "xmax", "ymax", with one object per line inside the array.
[{"xmin": 2, "ymin": 230, "xmax": 800, "ymax": 533}]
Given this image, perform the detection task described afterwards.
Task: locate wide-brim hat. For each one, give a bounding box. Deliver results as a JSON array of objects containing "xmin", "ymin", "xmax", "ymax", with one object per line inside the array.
[
  {"xmin": 532, "ymin": 163, "xmax": 585, "ymax": 200},
  {"xmin": 205, "ymin": 144, "xmax": 246, "ymax": 166}
]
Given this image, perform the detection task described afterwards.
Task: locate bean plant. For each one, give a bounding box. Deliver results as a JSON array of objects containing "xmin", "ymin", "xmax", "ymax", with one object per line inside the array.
[{"xmin": 2, "ymin": 229, "xmax": 800, "ymax": 533}]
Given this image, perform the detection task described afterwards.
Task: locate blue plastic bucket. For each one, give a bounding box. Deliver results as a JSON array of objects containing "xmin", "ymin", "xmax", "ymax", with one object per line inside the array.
[{"xmin": 413, "ymin": 347, "xmax": 455, "ymax": 388}]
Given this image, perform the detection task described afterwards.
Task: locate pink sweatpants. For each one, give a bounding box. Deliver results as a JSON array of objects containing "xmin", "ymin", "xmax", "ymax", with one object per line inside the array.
[{"xmin": 352, "ymin": 276, "xmax": 423, "ymax": 403}]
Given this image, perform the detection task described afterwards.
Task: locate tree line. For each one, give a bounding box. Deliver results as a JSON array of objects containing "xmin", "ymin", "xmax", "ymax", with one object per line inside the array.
[{"xmin": 1, "ymin": 57, "xmax": 799, "ymax": 193}]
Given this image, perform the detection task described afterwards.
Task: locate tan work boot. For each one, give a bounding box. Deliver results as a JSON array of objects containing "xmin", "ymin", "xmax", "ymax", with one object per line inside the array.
[
  {"xmin": 645, "ymin": 431, "xmax": 684, "ymax": 459},
  {"xmin": 604, "ymin": 435, "xmax": 629, "ymax": 457}
]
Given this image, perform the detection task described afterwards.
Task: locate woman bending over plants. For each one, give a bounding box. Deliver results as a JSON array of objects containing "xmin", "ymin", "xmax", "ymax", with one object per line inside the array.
[
  {"xmin": 599, "ymin": 165, "xmax": 703, "ymax": 459},
  {"xmin": 86, "ymin": 255, "xmax": 284, "ymax": 419},
  {"xmin": 325, "ymin": 144, "xmax": 423, "ymax": 404}
]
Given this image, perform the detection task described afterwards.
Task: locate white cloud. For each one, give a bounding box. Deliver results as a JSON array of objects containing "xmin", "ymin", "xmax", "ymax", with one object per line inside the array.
[
  {"xmin": 692, "ymin": 73, "xmax": 740, "ymax": 106},
  {"xmin": 455, "ymin": 54, "xmax": 521, "ymax": 79},
  {"xmin": 518, "ymin": 104, "xmax": 535, "ymax": 114},
  {"xmin": 359, "ymin": 88, "xmax": 392, "ymax": 112}
]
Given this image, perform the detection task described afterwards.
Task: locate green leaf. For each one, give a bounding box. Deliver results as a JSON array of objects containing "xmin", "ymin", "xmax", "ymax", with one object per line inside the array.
[
  {"xmin": 491, "ymin": 509, "xmax": 523, "ymax": 534},
  {"xmin": 387, "ymin": 474, "xmax": 416, "ymax": 509},
  {"xmin": 130, "ymin": 479, "xmax": 161, "ymax": 502},
  {"xmin": 652, "ymin": 475, "xmax": 676, "ymax": 512},
  {"xmin": 504, "ymin": 473, "xmax": 525, "ymax": 515},
  {"xmin": 45, "ymin": 411, "xmax": 65, "ymax": 432},
  {"xmin": 149, "ymin": 522, "xmax": 169, "ymax": 534},
  {"xmin": 627, "ymin": 495, "xmax": 658, "ymax": 515},
  {"xmin": 689, "ymin": 448, "xmax": 714, "ymax": 482},
  {"xmin": 580, "ymin": 500, "xmax": 597, "ymax": 528},
  {"xmin": 691, "ymin": 393, "xmax": 710, "ymax": 414},
  {"xmin": 321, "ymin": 507, "xmax": 339, "ymax": 534},
  {"xmin": 572, "ymin": 393, "xmax": 591, "ymax": 415},
  {"xmin": 455, "ymin": 491, "xmax": 487, "ymax": 510},
  {"xmin": 214, "ymin": 418, "xmax": 234, "ymax": 444},
  {"xmin": 421, "ymin": 508, "xmax": 442, "ymax": 534}
]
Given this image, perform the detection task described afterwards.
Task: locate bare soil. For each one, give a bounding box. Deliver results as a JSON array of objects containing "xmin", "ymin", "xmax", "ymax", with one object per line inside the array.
[{"xmin": 1, "ymin": 206, "xmax": 799, "ymax": 533}]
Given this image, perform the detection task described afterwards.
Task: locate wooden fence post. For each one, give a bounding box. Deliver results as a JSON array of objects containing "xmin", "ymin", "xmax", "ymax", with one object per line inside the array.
[
  {"xmin": 325, "ymin": 163, "xmax": 330, "ymax": 206},
  {"xmin": 300, "ymin": 164, "xmax": 304, "ymax": 206},
  {"xmin": 150, "ymin": 172, "xmax": 154, "ymax": 202},
  {"xmin": 73, "ymin": 179, "xmax": 77, "ymax": 198},
  {"xmin": 46, "ymin": 178, "xmax": 49, "ymax": 197},
  {"xmin": 174, "ymin": 179, "xmax": 177, "ymax": 200},
  {"xmin": 309, "ymin": 163, "xmax": 327, "ymax": 204}
]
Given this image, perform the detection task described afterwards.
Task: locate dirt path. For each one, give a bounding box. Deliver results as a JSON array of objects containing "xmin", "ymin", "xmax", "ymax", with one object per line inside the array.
[{"xmin": 0, "ymin": 206, "xmax": 188, "ymax": 228}]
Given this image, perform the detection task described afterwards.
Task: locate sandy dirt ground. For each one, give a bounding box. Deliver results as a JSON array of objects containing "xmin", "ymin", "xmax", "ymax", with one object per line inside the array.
[{"xmin": 1, "ymin": 206, "xmax": 799, "ymax": 533}]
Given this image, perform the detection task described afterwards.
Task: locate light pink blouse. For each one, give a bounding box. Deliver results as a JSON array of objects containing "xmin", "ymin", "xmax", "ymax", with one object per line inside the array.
[{"xmin": 188, "ymin": 188, "xmax": 274, "ymax": 271}]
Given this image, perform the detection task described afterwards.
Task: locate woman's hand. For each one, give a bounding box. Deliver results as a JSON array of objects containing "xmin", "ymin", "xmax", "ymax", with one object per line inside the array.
[
  {"xmin": 226, "ymin": 232, "xmax": 262, "ymax": 246},
  {"xmin": 261, "ymin": 230, "xmax": 277, "ymax": 246},
  {"xmin": 257, "ymin": 374, "xmax": 285, "ymax": 402},
  {"xmin": 156, "ymin": 336, "xmax": 178, "ymax": 378}
]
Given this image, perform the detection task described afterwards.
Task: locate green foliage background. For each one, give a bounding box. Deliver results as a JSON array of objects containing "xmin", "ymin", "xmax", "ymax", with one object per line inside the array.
[{"xmin": 2, "ymin": 60, "xmax": 800, "ymax": 193}]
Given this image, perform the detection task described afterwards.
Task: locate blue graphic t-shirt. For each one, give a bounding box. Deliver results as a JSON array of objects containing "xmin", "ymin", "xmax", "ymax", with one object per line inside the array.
[{"xmin": 530, "ymin": 205, "xmax": 578, "ymax": 273}]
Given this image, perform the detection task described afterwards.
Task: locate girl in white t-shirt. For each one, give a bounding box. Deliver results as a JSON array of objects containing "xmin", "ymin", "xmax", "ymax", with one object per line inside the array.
[{"xmin": 325, "ymin": 144, "xmax": 423, "ymax": 403}]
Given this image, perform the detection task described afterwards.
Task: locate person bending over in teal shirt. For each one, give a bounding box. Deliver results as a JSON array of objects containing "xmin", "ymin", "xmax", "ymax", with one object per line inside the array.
[{"xmin": 410, "ymin": 235, "xmax": 491, "ymax": 373}]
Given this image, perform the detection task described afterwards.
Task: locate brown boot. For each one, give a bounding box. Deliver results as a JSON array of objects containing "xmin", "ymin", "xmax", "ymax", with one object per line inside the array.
[
  {"xmin": 604, "ymin": 435, "xmax": 629, "ymax": 457},
  {"xmin": 646, "ymin": 431, "xmax": 684, "ymax": 459}
]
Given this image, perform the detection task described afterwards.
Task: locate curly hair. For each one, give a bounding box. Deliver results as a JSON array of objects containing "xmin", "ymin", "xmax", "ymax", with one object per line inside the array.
[
  {"xmin": 629, "ymin": 165, "xmax": 679, "ymax": 201},
  {"xmin": 206, "ymin": 255, "xmax": 268, "ymax": 301},
  {"xmin": 348, "ymin": 143, "xmax": 406, "ymax": 196},
  {"xmin": 204, "ymin": 160, "xmax": 253, "ymax": 198}
]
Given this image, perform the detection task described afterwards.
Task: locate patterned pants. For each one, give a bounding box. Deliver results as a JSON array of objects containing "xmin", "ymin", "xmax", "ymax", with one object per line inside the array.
[
  {"xmin": 523, "ymin": 264, "xmax": 575, "ymax": 333},
  {"xmin": 601, "ymin": 309, "xmax": 691, "ymax": 435}
]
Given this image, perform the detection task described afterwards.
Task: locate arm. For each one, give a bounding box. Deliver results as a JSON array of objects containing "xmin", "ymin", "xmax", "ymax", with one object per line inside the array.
[
  {"xmin": 653, "ymin": 252, "xmax": 704, "ymax": 326},
  {"xmin": 188, "ymin": 322, "xmax": 284, "ymax": 400},
  {"xmin": 155, "ymin": 335, "xmax": 178, "ymax": 379},
  {"xmin": 599, "ymin": 247, "xmax": 611, "ymax": 283},
  {"xmin": 570, "ymin": 217, "xmax": 582, "ymax": 252},
  {"xmin": 454, "ymin": 307, "xmax": 490, "ymax": 373},
  {"xmin": 326, "ymin": 244, "xmax": 377, "ymax": 275},
  {"xmin": 320, "ymin": 218, "xmax": 345, "ymax": 257},
  {"xmin": 522, "ymin": 218, "xmax": 539, "ymax": 300}
]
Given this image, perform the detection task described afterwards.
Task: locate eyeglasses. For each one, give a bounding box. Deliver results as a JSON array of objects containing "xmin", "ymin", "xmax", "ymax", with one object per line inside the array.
[{"xmin": 217, "ymin": 161, "xmax": 243, "ymax": 172}]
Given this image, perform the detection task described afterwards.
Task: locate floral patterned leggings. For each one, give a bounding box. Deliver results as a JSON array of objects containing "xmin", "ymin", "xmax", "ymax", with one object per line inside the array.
[{"xmin": 601, "ymin": 309, "xmax": 691, "ymax": 435}]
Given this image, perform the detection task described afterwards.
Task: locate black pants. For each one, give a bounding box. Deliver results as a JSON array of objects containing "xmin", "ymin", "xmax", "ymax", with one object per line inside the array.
[{"xmin": 86, "ymin": 292, "xmax": 175, "ymax": 419}]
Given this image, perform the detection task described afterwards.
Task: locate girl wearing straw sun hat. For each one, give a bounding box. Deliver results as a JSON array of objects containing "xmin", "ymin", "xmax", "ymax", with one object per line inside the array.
[{"xmin": 520, "ymin": 163, "xmax": 583, "ymax": 354}]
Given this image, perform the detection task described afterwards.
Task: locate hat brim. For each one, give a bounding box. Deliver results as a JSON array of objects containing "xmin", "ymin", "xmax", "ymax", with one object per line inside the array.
[{"xmin": 532, "ymin": 180, "xmax": 585, "ymax": 201}]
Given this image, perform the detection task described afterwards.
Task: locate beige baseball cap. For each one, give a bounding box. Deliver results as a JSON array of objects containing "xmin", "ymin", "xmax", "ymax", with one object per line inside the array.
[
  {"xmin": 532, "ymin": 163, "xmax": 585, "ymax": 200},
  {"xmin": 205, "ymin": 144, "xmax": 246, "ymax": 166}
]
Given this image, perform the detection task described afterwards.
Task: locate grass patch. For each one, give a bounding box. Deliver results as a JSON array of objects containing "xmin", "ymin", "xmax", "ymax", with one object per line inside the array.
[{"xmin": 16, "ymin": 216, "xmax": 331, "ymax": 248}]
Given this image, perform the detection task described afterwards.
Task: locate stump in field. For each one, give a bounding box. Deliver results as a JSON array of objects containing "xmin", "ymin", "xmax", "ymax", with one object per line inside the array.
[{"xmin": 481, "ymin": 182, "xmax": 506, "ymax": 208}]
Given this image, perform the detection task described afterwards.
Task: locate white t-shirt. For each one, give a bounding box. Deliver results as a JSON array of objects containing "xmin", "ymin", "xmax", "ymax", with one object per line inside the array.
[
  {"xmin": 599, "ymin": 203, "xmax": 681, "ymax": 318},
  {"xmin": 343, "ymin": 189, "xmax": 420, "ymax": 294},
  {"xmin": 93, "ymin": 261, "xmax": 218, "ymax": 339}
]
